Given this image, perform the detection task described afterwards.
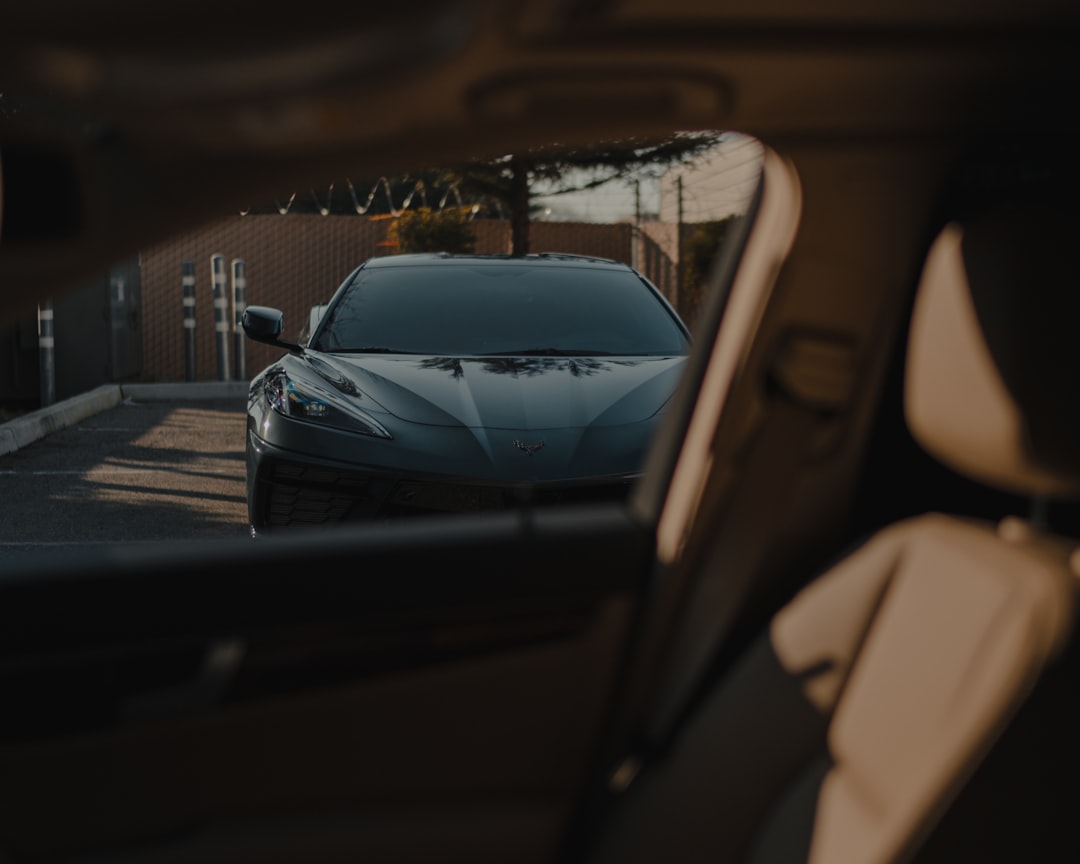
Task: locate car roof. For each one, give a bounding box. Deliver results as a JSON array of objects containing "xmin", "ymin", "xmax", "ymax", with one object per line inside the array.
[{"xmin": 362, "ymin": 252, "xmax": 626, "ymax": 270}]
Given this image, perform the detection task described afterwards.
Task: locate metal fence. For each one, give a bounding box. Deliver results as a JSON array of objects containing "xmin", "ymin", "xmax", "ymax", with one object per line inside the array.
[{"xmin": 138, "ymin": 216, "xmax": 681, "ymax": 383}]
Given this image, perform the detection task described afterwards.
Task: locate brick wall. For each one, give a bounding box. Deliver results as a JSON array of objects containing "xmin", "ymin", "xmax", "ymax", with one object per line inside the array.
[{"xmin": 139, "ymin": 216, "xmax": 654, "ymax": 381}]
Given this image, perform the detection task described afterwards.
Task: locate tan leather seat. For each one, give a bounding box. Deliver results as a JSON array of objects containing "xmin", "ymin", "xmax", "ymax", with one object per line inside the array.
[{"xmin": 587, "ymin": 203, "xmax": 1080, "ymax": 863}]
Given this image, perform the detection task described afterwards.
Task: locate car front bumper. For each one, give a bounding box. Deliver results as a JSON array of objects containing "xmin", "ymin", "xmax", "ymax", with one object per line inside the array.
[{"xmin": 247, "ymin": 429, "xmax": 639, "ymax": 534}]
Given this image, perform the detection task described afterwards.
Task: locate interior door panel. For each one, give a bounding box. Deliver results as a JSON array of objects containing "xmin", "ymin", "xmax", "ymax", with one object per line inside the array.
[{"xmin": 0, "ymin": 506, "xmax": 652, "ymax": 862}]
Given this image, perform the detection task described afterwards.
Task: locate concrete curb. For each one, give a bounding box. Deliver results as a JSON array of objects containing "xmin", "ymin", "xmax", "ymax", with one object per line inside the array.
[
  {"xmin": 0, "ymin": 384, "xmax": 122, "ymax": 457},
  {"xmin": 0, "ymin": 381, "xmax": 249, "ymax": 457}
]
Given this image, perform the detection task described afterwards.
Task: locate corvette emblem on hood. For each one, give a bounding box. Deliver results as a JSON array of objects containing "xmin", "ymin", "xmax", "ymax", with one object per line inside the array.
[{"xmin": 514, "ymin": 439, "xmax": 545, "ymax": 456}]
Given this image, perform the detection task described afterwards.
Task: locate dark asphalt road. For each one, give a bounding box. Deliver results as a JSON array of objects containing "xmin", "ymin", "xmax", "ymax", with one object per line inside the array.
[{"xmin": 0, "ymin": 396, "xmax": 248, "ymax": 567}]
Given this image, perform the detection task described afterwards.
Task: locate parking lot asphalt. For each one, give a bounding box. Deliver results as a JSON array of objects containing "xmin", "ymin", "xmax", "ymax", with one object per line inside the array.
[{"xmin": 0, "ymin": 394, "xmax": 249, "ymax": 567}]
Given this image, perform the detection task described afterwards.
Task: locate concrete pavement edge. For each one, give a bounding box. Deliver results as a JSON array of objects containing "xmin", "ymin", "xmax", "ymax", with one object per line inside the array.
[
  {"xmin": 0, "ymin": 384, "xmax": 122, "ymax": 457},
  {"xmin": 0, "ymin": 380, "xmax": 250, "ymax": 457}
]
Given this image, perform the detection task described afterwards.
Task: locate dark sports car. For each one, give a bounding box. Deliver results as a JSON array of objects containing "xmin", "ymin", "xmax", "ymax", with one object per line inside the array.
[{"xmin": 242, "ymin": 253, "xmax": 690, "ymax": 533}]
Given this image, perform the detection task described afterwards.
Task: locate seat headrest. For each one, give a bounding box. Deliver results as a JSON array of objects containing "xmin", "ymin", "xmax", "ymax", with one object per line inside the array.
[{"xmin": 905, "ymin": 204, "xmax": 1080, "ymax": 498}]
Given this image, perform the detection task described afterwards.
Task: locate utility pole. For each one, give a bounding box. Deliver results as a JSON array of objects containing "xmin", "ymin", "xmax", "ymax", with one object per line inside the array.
[
  {"xmin": 632, "ymin": 179, "xmax": 642, "ymax": 270},
  {"xmin": 676, "ymin": 174, "xmax": 684, "ymax": 311}
]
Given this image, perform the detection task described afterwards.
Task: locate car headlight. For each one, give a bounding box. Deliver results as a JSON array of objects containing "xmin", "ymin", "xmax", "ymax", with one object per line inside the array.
[{"xmin": 264, "ymin": 369, "xmax": 391, "ymax": 439}]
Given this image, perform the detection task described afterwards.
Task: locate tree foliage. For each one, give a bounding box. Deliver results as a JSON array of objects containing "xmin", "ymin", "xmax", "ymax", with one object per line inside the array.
[
  {"xmin": 448, "ymin": 132, "xmax": 727, "ymax": 254},
  {"xmin": 387, "ymin": 207, "xmax": 476, "ymax": 254},
  {"xmin": 680, "ymin": 215, "xmax": 743, "ymax": 327}
]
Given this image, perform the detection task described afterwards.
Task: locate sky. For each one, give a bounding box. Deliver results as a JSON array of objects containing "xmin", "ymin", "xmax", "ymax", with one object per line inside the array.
[
  {"xmin": 531, "ymin": 176, "xmax": 660, "ymax": 224},
  {"xmin": 527, "ymin": 133, "xmax": 761, "ymax": 224}
]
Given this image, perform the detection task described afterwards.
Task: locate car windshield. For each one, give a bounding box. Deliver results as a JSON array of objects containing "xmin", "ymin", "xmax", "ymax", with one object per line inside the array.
[{"xmin": 311, "ymin": 262, "xmax": 690, "ymax": 357}]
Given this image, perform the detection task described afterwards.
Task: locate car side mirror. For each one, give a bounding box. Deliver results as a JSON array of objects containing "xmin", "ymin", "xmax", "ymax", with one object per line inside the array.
[{"xmin": 242, "ymin": 306, "xmax": 302, "ymax": 353}]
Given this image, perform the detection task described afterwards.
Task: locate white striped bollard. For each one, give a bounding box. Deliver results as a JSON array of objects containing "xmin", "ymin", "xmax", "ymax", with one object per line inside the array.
[
  {"xmin": 182, "ymin": 260, "xmax": 196, "ymax": 382},
  {"xmin": 211, "ymin": 253, "xmax": 231, "ymax": 382},
  {"xmin": 37, "ymin": 300, "xmax": 55, "ymax": 407},
  {"xmin": 232, "ymin": 258, "xmax": 246, "ymax": 381}
]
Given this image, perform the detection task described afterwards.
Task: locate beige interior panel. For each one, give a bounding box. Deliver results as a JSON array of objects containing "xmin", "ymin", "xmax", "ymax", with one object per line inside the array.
[{"xmin": 777, "ymin": 516, "xmax": 1078, "ymax": 864}]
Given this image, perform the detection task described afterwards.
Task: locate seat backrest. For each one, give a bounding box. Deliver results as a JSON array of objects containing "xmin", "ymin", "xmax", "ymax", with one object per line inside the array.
[{"xmin": 585, "ymin": 200, "xmax": 1080, "ymax": 863}]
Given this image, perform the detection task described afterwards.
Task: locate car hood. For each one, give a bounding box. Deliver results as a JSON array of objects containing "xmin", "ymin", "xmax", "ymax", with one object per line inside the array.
[{"xmin": 301, "ymin": 352, "xmax": 686, "ymax": 430}]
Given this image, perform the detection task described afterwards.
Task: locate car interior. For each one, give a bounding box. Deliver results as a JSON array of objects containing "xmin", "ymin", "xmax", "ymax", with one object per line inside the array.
[{"xmin": 2, "ymin": 1, "xmax": 1080, "ymax": 862}]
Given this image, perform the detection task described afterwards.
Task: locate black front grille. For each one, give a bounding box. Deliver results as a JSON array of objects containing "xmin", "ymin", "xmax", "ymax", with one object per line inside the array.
[
  {"xmin": 383, "ymin": 478, "xmax": 633, "ymax": 517},
  {"xmin": 259, "ymin": 461, "xmax": 633, "ymax": 529},
  {"xmin": 263, "ymin": 463, "xmax": 392, "ymax": 528}
]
